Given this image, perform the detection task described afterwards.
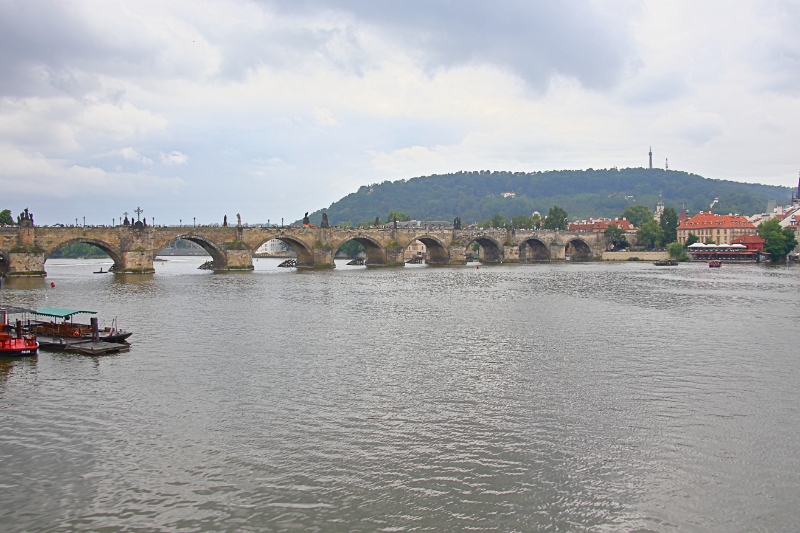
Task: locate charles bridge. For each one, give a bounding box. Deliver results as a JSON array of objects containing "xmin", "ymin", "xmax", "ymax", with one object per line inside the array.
[{"xmin": 0, "ymin": 220, "xmax": 609, "ymax": 276}]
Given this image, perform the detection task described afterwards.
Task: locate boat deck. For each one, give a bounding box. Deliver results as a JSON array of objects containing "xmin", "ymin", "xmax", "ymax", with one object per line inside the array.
[{"xmin": 37, "ymin": 335, "xmax": 130, "ymax": 355}]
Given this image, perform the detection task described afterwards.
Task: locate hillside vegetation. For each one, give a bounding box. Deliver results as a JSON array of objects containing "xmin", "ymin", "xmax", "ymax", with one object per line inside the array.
[{"xmin": 302, "ymin": 168, "xmax": 790, "ymax": 226}]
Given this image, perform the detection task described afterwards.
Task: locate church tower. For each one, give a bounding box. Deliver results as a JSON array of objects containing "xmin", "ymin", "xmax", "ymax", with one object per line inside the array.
[{"xmin": 654, "ymin": 191, "xmax": 665, "ymax": 223}]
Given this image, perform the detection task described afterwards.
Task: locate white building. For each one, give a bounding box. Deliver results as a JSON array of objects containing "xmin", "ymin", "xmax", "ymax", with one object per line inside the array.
[{"xmin": 256, "ymin": 239, "xmax": 290, "ymax": 255}]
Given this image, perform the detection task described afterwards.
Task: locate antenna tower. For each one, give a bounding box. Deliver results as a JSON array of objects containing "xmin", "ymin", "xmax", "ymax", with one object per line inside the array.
[{"xmin": 665, "ymin": 158, "xmax": 669, "ymax": 170}]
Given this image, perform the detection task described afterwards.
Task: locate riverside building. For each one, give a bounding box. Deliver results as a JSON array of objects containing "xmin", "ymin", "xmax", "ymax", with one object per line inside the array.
[{"xmin": 677, "ymin": 212, "xmax": 757, "ymax": 245}]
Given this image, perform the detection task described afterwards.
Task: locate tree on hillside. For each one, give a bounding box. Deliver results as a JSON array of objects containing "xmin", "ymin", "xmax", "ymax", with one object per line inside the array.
[
  {"xmin": 299, "ymin": 168, "xmax": 790, "ymax": 226},
  {"xmin": 0, "ymin": 209, "xmax": 13, "ymax": 225},
  {"xmin": 604, "ymin": 224, "xmax": 628, "ymax": 250},
  {"xmin": 758, "ymin": 218, "xmax": 798, "ymax": 261},
  {"xmin": 386, "ymin": 209, "xmax": 411, "ymax": 223},
  {"xmin": 660, "ymin": 207, "xmax": 679, "ymax": 244},
  {"xmin": 531, "ymin": 213, "xmax": 542, "ymax": 229},
  {"xmin": 543, "ymin": 206, "xmax": 568, "ymax": 230},
  {"xmin": 511, "ymin": 214, "xmax": 531, "ymax": 228},
  {"xmin": 685, "ymin": 233, "xmax": 699, "ymax": 247},
  {"xmin": 620, "ymin": 205, "xmax": 654, "ymax": 229},
  {"xmin": 637, "ymin": 220, "xmax": 664, "ymax": 249},
  {"xmin": 481, "ymin": 213, "xmax": 508, "ymax": 228}
]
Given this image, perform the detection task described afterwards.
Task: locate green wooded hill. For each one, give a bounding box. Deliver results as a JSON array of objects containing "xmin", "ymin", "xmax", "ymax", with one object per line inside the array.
[{"xmin": 302, "ymin": 168, "xmax": 791, "ymax": 226}]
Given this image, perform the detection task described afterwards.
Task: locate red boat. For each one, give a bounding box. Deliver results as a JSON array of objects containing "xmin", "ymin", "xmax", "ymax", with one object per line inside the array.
[
  {"xmin": 0, "ymin": 307, "xmax": 38, "ymax": 357},
  {"xmin": 708, "ymin": 260, "xmax": 722, "ymax": 268}
]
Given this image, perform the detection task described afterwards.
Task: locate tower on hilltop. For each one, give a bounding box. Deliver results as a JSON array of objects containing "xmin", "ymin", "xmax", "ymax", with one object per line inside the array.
[
  {"xmin": 649, "ymin": 147, "xmax": 653, "ymax": 169},
  {"xmin": 793, "ymin": 171, "xmax": 800, "ymax": 205}
]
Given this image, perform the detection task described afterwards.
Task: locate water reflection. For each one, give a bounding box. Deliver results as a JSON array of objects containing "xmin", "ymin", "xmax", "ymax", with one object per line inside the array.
[{"xmin": 0, "ymin": 259, "xmax": 798, "ymax": 532}]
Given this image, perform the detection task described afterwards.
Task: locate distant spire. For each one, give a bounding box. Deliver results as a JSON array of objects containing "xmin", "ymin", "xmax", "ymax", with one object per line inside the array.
[
  {"xmin": 665, "ymin": 158, "xmax": 669, "ymax": 170},
  {"xmin": 649, "ymin": 147, "xmax": 652, "ymax": 169}
]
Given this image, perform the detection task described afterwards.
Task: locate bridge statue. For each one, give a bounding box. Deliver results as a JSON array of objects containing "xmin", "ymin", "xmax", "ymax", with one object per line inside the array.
[
  {"xmin": 17, "ymin": 208, "xmax": 34, "ymax": 228},
  {"xmin": 223, "ymin": 215, "xmax": 227, "ymax": 227},
  {"xmin": 321, "ymin": 213, "xmax": 329, "ymax": 228},
  {"xmin": 0, "ymin": 215, "xmax": 605, "ymax": 277},
  {"xmin": 303, "ymin": 212, "xmax": 310, "ymax": 225},
  {"xmin": 237, "ymin": 213, "xmax": 241, "ymax": 227}
]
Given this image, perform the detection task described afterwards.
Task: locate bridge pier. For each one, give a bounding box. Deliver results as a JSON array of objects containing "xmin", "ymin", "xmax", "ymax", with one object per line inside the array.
[
  {"xmin": 4, "ymin": 224, "xmax": 47, "ymax": 276},
  {"xmin": 446, "ymin": 245, "xmax": 467, "ymax": 265},
  {"xmin": 5, "ymin": 249, "xmax": 47, "ymax": 277},
  {"xmin": 503, "ymin": 245, "xmax": 520, "ymax": 263}
]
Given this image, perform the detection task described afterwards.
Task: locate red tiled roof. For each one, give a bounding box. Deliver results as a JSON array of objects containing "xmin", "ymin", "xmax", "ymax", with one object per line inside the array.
[
  {"xmin": 678, "ymin": 212, "xmax": 756, "ymax": 230},
  {"xmin": 732, "ymin": 234, "xmax": 764, "ymax": 244}
]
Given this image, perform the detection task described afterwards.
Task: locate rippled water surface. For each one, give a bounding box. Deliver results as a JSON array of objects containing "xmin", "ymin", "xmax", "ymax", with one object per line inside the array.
[{"xmin": 1, "ymin": 258, "xmax": 799, "ymax": 532}]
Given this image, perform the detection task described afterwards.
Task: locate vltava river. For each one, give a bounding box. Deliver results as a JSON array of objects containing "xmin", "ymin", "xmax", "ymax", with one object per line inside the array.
[{"xmin": 1, "ymin": 258, "xmax": 799, "ymax": 532}]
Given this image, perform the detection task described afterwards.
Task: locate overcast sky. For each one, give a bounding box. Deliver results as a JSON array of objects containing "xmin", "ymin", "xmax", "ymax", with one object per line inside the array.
[{"xmin": 2, "ymin": 0, "xmax": 799, "ymax": 225}]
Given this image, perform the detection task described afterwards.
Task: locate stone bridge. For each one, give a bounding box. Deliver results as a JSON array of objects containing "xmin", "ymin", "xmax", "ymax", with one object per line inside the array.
[{"xmin": 0, "ymin": 222, "xmax": 608, "ymax": 276}]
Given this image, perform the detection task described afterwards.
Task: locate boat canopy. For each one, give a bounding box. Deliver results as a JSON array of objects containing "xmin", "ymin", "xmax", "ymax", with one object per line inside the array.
[
  {"xmin": 687, "ymin": 243, "xmax": 707, "ymax": 248},
  {"xmin": 33, "ymin": 307, "xmax": 97, "ymax": 319}
]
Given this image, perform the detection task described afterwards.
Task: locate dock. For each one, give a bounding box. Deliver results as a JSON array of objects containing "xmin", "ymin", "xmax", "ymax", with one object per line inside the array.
[{"xmin": 37, "ymin": 335, "xmax": 130, "ymax": 355}]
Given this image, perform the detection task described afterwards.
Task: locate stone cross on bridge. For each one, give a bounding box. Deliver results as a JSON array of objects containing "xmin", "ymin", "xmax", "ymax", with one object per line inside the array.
[{"xmin": 0, "ymin": 223, "xmax": 607, "ymax": 276}]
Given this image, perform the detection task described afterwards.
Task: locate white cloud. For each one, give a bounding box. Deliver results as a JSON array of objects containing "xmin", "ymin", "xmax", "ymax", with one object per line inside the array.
[
  {"xmin": 116, "ymin": 147, "xmax": 153, "ymax": 165},
  {"xmin": 313, "ymin": 107, "xmax": 337, "ymax": 126},
  {"xmin": 0, "ymin": 144, "xmax": 184, "ymax": 198},
  {"xmin": 159, "ymin": 150, "xmax": 189, "ymax": 165},
  {"xmin": 0, "ymin": 96, "xmax": 167, "ymax": 152}
]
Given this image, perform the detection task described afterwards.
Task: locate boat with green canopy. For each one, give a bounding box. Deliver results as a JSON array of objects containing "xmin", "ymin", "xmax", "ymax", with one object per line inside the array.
[{"xmin": 32, "ymin": 307, "xmax": 132, "ymax": 344}]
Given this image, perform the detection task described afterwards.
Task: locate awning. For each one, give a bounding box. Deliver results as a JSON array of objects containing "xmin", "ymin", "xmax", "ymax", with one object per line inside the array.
[{"xmin": 33, "ymin": 307, "xmax": 97, "ymax": 319}]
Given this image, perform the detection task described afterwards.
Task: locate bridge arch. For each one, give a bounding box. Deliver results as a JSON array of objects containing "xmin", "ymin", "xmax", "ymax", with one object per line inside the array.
[
  {"xmin": 159, "ymin": 235, "xmax": 228, "ymax": 268},
  {"xmin": 405, "ymin": 235, "xmax": 450, "ymax": 264},
  {"xmin": 333, "ymin": 236, "xmax": 387, "ymax": 265},
  {"xmin": 465, "ymin": 235, "xmax": 504, "ymax": 263},
  {"xmin": 520, "ymin": 238, "xmax": 550, "ymax": 262},
  {"xmin": 253, "ymin": 235, "xmax": 314, "ymax": 267},
  {"xmin": 45, "ymin": 238, "xmax": 124, "ymax": 270},
  {"xmin": 565, "ymin": 238, "xmax": 592, "ymax": 261}
]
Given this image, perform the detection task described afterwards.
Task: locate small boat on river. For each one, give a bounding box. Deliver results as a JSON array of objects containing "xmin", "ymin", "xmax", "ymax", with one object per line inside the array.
[
  {"xmin": 32, "ymin": 308, "xmax": 132, "ymax": 344},
  {"xmin": 0, "ymin": 307, "xmax": 39, "ymax": 357},
  {"xmin": 653, "ymin": 259, "xmax": 678, "ymax": 266},
  {"xmin": 708, "ymin": 260, "xmax": 722, "ymax": 268}
]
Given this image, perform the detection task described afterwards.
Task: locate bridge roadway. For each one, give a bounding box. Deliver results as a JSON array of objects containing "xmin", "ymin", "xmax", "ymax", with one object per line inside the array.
[{"xmin": 0, "ymin": 222, "xmax": 605, "ymax": 276}]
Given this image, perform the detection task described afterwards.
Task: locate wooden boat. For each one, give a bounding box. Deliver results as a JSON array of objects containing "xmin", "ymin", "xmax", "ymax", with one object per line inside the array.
[
  {"xmin": 0, "ymin": 307, "xmax": 38, "ymax": 356},
  {"xmin": 708, "ymin": 260, "xmax": 722, "ymax": 268},
  {"xmin": 653, "ymin": 259, "xmax": 678, "ymax": 266},
  {"xmin": 32, "ymin": 308, "xmax": 132, "ymax": 344}
]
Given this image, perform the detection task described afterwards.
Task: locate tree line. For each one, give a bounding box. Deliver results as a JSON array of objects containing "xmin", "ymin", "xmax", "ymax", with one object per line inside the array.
[{"xmin": 299, "ymin": 168, "xmax": 790, "ymax": 228}]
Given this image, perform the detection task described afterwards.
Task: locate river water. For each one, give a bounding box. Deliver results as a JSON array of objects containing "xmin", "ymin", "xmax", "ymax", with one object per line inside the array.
[{"xmin": 1, "ymin": 258, "xmax": 798, "ymax": 532}]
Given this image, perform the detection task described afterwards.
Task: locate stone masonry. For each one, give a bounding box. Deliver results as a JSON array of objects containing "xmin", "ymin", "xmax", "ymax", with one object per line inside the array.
[{"xmin": 0, "ymin": 224, "xmax": 606, "ymax": 276}]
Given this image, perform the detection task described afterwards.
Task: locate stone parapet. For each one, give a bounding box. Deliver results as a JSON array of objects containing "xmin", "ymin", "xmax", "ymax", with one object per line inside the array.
[{"xmin": 0, "ymin": 225, "xmax": 608, "ymax": 275}]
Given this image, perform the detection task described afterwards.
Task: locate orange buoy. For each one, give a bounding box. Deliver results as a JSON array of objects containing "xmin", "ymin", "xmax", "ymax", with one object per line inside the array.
[
  {"xmin": 476, "ymin": 265, "xmax": 479, "ymax": 269},
  {"xmin": 50, "ymin": 282, "xmax": 55, "ymax": 288}
]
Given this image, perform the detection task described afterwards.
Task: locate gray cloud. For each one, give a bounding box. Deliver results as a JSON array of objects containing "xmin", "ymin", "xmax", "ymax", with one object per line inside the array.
[
  {"xmin": 271, "ymin": 0, "xmax": 636, "ymax": 90},
  {"xmin": 0, "ymin": 0, "xmax": 636, "ymax": 98}
]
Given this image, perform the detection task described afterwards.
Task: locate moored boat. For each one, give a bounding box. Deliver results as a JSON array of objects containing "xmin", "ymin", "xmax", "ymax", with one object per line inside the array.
[
  {"xmin": 0, "ymin": 307, "xmax": 39, "ymax": 357},
  {"xmin": 32, "ymin": 308, "xmax": 132, "ymax": 344},
  {"xmin": 653, "ymin": 259, "xmax": 678, "ymax": 266},
  {"xmin": 708, "ymin": 260, "xmax": 722, "ymax": 268}
]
